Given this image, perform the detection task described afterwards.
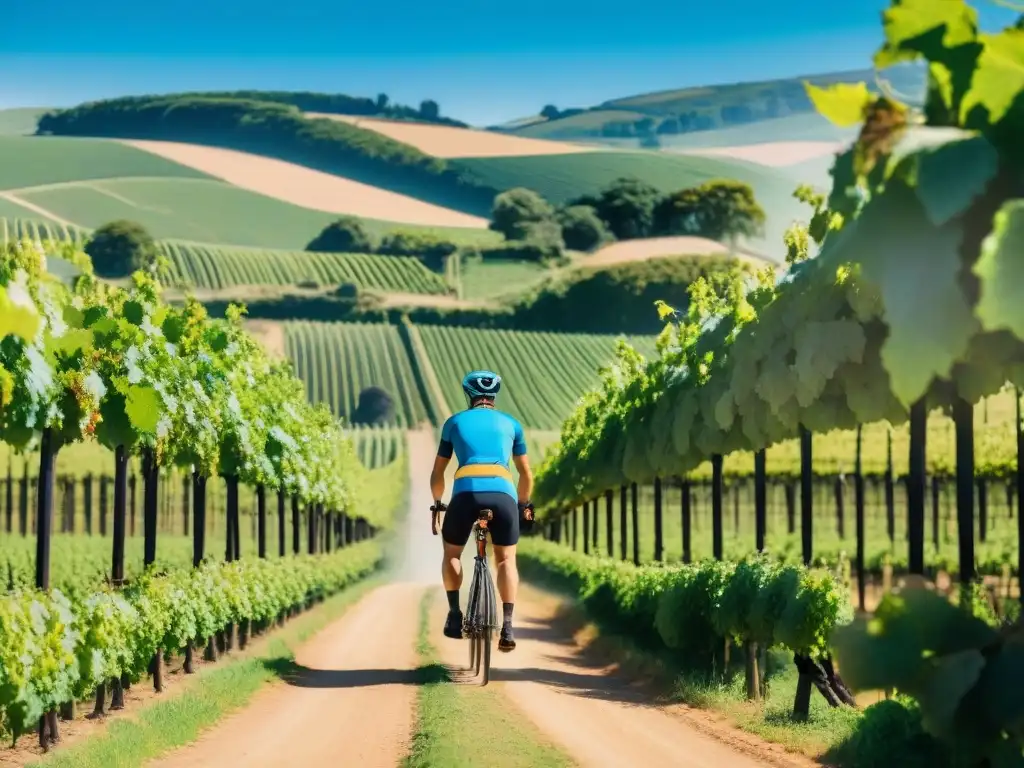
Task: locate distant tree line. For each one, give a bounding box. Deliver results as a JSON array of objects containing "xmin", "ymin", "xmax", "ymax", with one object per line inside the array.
[
  {"xmin": 486, "ymin": 177, "xmax": 765, "ymax": 256},
  {"xmin": 38, "ymin": 96, "xmax": 493, "ymax": 212}
]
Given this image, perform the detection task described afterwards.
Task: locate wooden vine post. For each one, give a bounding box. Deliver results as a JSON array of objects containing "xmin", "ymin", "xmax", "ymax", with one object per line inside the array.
[
  {"xmin": 953, "ymin": 396, "xmax": 976, "ymax": 586},
  {"xmin": 854, "ymin": 426, "xmax": 866, "ymax": 613},
  {"xmin": 582, "ymin": 501, "xmax": 590, "ymax": 555},
  {"xmin": 653, "ymin": 477, "xmax": 663, "ymax": 562},
  {"xmin": 907, "ymin": 398, "xmax": 927, "ymax": 575},
  {"xmin": 141, "ymin": 448, "xmax": 163, "ymax": 693},
  {"xmin": 630, "ymin": 483, "xmax": 640, "ymax": 566},
  {"xmin": 619, "ymin": 485, "xmax": 627, "ymax": 560},
  {"xmin": 604, "ymin": 489, "xmax": 613, "ymax": 557},
  {"xmin": 799, "ymin": 427, "xmax": 813, "ymax": 566},
  {"xmin": 711, "ymin": 455, "xmax": 723, "ymax": 560},
  {"xmin": 681, "ymin": 478, "xmax": 692, "ymax": 563},
  {"xmin": 753, "ymin": 449, "xmax": 766, "ymax": 552}
]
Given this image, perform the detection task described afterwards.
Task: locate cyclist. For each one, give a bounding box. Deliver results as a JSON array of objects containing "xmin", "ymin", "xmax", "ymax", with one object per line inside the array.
[{"xmin": 429, "ymin": 370, "xmax": 534, "ymax": 652}]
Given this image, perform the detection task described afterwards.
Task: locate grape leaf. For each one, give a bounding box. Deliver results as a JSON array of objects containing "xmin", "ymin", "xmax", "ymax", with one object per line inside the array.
[
  {"xmin": 831, "ymin": 182, "xmax": 977, "ymax": 406},
  {"xmin": 915, "ymin": 649, "xmax": 986, "ymax": 736},
  {"xmin": 122, "ymin": 300, "xmax": 145, "ymax": 326},
  {"xmin": 125, "ymin": 385, "xmax": 161, "ymax": 435},
  {"xmin": 0, "ymin": 283, "xmax": 40, "ymax": 342},
  {"xmin": 975, "ymin": 201, "xmax": 1024, "ymax": 342},
  {"xmin": 874, "ymin": 0, "xmax": 979, "ymax": 69},
  {"xmin": 915, "ymin": 136, "xmax": 998, "ymax": 227},
  {"xmin": 961, "ymin": 30, "xmax": 1024, "ymax": 127},
  {"xmin": 804, "ymin": 82, "xmax": 872, "ymax": 127}
]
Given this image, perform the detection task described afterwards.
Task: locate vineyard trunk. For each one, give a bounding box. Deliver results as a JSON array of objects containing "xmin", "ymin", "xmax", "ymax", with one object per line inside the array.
[
  {"xmin": 111, "ymin": 446, "xmax": 128, "ymax": 584},
  {"xmin": 681, "ymin": 480, "xmax": 692, "ymax": 563},
  {"xmin": 278, "ymin": 489, "xmax": 286, "ymax": 557},
  {"xmin": 583, "ymin": 503, "xmax": 590, "ymax": 555},
  {"xmin": 89, "ymin": 683, "xmax": 106, "ymax": 718},
  {"xmin": 257, "ymin": 484, "xmax": 267, "ymax": 558},
  {"xmin": 605, "ymin": 489, "xmax": 613, "ymax": 557},
  {"xmin": 619, "ymin": 485, "xmax": 627, "ymax": 561},
  {"xmin": 855, "ymin": 426, "xmax": 866, "ymax": 612},
  {"xmin": 631, "ymin": 484, "xmax": 639, "ymax": 565},
  {"xmin": 745, "ymin": 641, "xmax": 760, "ymax": 702},
  {"xmin": 35, "ymin": 429, "xmax": 57, "ymax": 590},
  {"xmin": 653, "ymin": 478, "xmax": 663, "ymax": 562},
  {"xmin": 754, "ymin": 450, "xmax": 766, "ymax": 552},
  {"xmin": 800, "ymin": 427, "xmax": 813, "ymax": 566},
  {"xmin": 193, "ymin": 472, "xmax": 207, "ymax": 566},
  {"xmin": 954, "ymin": 396, "xmax": 976, "ymax": 583},
  {"xmin": 712, "ymin": 455, "xmax": 723, "ymax": 559},
  {"xmin": 143, "ymin": 448, "xmax": 159, "ymax": 566}
]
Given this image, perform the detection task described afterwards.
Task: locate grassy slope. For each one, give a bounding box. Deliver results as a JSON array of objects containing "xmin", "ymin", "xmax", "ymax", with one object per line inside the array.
[
  {"xmin": 14, "ymin": 179, "xmax": 496, "ymax": 249},
  {"xmin": 0, "ymin": 108, "xmax": 51, "ymax": 136},
  {"xmin": 0, "ymin": 136, "xmax": 210, "ymax": 189},
  {"xmin": 453, "ymin": 151, "xmax": 803, "ymax": 259}
]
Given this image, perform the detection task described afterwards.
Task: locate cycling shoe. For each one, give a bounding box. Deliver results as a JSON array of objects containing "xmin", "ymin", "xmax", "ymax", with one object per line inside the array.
[
  {"xmin": 498, "ymin": 624, "xmax": 516, "ymax": 652},
  {"xmin": 443, "ymin": 609, "xmax": 464, "ymax": 639}
]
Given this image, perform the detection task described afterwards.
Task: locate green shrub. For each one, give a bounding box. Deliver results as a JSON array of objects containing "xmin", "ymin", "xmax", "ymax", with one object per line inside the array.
[
  {"xmin": 378, "ymin": 231, "xmax": 459, "ymax": 271},
  {"xmin": 85, "ymin": 220, "xmax": 159, "ymax": 278},
  {"xmin": 306, "ymin": 217, "xmax": 376, "ymax": 253},
  {"xmin": 558, "ymin": 205, "xmax": 611, "ymax": 251}
]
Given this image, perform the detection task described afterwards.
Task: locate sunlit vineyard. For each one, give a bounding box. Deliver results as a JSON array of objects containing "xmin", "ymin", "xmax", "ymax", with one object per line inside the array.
[
  {"xmin": 285, "ymin": 321, "xmax": 428, "ymax": 427},
  {"xmin": 418, "ymin": 326, "xmax": 658, "ymax": 429},
  {"xmin": 160, "ymin": 240, "xmax": 450, "ymax": 293},
  {"xmin": 0, "ymin": 216, "xmax": 87, "ymax": 244}
]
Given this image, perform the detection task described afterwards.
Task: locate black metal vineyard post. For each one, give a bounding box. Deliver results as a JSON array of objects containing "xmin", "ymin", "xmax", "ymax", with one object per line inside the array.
[
  {"xmin": 631, "ymin": 483, "xmax": 640, "ymax": 566},
  {"xmin": 854, "ymin": 426, "xmax": 866, "ymax": 612},
  {"xmin": 257, "ymin": 485, "xmax": 267, "ymax": 558},
  {"xmin": 129, "ymin": 472, "xmax": 137, "ymax": 537},
  {"xmin": 35, "ymin": 429, "xmax": 57, "ymax": 591},
  {"xmin": 605, "ymin": 489, "xmax": 613, "ymax": 557},
  {"xmin": 799, "ymin": 427, "xmax": 813, "ymax": 566},
  {"xmin": 111, "ymin": 446, "xmax": 128, "ymax": 585},
  {"xmin": 181, "ymin": 475, "xmax": 190, "ymax": 536},
  {"xmin": 907, "ymin": 398, "xmax": 927, "ymax": 575},
  {"xmin": 619, "ymin": 485, "xmax": 627, "ymax": 561},
  {"xmin": 582, "ymin": 503, "xmax": 589, "ymax": 554},
  {"xmin": 953, "ymin": 396, "xmax": 976, "ymax": 584},
  {"xmin": 653, "ymin": 477, "xmax": 664, "ymax": 562},
  {"xmin": 590, "ymin": 497, "xmax": 598, "ymax": 552},
  {"xmin": 143, "ymin": 449, "xmax": 159, "ymax": 568},
  {"xmin": 885, "ymin": 430, "xmax": 895, "ymax": 543},
  {"xmin": 754, "ymin": 449, "xmax": 766, "ymax": 552},
  {"xmin": 291, "ymin": 497, "xmax": 300, "ymax": 555},
  {"xmin": 278, "ymin": 489, "xmax": 287, "ymax": 557},
  {"xmin": 192, "ymin": 472, "xmax": 207, "ymax": 567},
  {"xmin": 83, "ymin": 474, "xmax": 93, "ymax": 535},
  {"xmin": 681, "ymin": 479, "xmax": 692, "ymax": 563},
  {"xmin": 711, "ymin": 454, "xmax": 723, "ymax": 560},
  {"xmin": 4, "ymin": 461, "xmax": 11, "ymax": 533}
]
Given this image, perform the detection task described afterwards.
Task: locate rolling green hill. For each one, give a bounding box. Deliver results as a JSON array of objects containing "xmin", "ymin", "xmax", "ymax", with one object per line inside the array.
[
  {"xmin": 0, "ymin": 136, "xmax": 210, "ymax": 189},
  {"xmin": 12, "ymin": 178, "xmax": 495, "ymax": 249},
  {"xmin": 504, "ymin": 65, "xmax": 924, "ymax": 146}
]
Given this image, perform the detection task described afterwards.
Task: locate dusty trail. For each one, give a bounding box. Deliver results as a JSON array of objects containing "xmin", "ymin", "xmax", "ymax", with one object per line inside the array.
[
  {"xmin": 147, "ymin": 429, "xmax": 442, "ymax": 767},
  {"xmin": 411, "ymin": 428, "xmax": 806, "ymax": 768}
]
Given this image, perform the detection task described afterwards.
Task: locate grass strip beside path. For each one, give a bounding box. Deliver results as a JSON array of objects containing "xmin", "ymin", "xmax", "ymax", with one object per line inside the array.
[
  {"xmin": 32, "ymin": 578, "xmax": 383, "ymax": 768},
  {"xmin": 403, "ymin": 589, "xmax": 573, "ymax": 768}
]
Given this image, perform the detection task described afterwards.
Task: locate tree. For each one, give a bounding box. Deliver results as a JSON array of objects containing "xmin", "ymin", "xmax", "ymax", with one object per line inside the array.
[
  {"xmin": 590, "ymin": 177, "xmax": 660, "ymax": 240},
  {"xmin": 375, "ymin": 93, "xmax": 389, "ymax": 112},
  {"xmin": 517, "ymin": 219, "xmax": 565, "ymax": 259},
  {"xmin": 653, "ymin": 180, "xmax": 766, "ymax": 242},
  {"xmin": 540, "ymin": 104, "xmax": 561, "ymax": 120},
  {"xmin": 85, "ymin": 220, "xmax": 159, "ymax": 278},
  {"xmin": 351, "ymin": 386, "xmax": 395, "ymax": 426},
  {"xmin": 419, "ymin": 100, "xmax": 440, "ymax": 121},
  {"xmin": 489, "ymin": 188, "xmax": 555, "ymax": 240},
  {"xmin": 558, "ymin": 205, "xmax": 611, "ymax": 251},
  {"xmin": 305, "ymin": 216, "xmax": 376, "ymax": 253}
]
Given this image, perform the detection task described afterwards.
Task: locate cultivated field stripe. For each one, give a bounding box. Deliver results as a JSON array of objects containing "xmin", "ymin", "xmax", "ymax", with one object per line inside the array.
[{"xmin": 0, "ymin": 193, "xmax": 77, "ymax": 227}]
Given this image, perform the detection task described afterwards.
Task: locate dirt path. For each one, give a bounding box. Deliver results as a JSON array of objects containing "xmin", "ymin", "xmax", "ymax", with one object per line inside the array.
[{"xmin": 407, "ymin": 430, "xmax": 803, "ymax": 768}]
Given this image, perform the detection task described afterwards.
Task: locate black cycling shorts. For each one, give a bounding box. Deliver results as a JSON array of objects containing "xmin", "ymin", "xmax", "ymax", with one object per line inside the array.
[{"xmin": 441, "ymin": 491, "xmax": 520, "ymax": 547}]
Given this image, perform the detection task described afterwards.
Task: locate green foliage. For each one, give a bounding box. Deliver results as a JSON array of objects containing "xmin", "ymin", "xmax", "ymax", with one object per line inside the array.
[
  {"xmin": 653, "ymin": 180, "xmax": 767, "ymax": 241},
  {"xmin": 519, "ymin": 539, "xmax": 850, "ymax": 667},
  {"xmin": 377, "ymin": 231, "xmax": 459, "ymax": 272},
  {"xmin": 0, "ymin": 542, "xmax": 380, "ymax": 740},
  {"xmin": 557, "ymin": 205, "xmax": 611, "ymax": 251},
  {"xmin": 489, "ymin": 188, "xmax": 556, "ymax": 240},
  {"xmin": 306, "ymin": 216, "xmax": 376, "ymax": 254},
  {"xmin": 579, "ymin": 177, "xmax": 661, "ymax": 240},
  {"xmin": 85, "ymin": 220, "xmax": 159, "ymax": 278},
  {"xmin": 832, "ymin": 586, "xmax": 1024, "ymax": 764}
]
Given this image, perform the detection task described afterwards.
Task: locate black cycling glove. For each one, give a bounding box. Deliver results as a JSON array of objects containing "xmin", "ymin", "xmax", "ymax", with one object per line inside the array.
[{"xmin": 518, "ymin": 501, "xmax": 535, "ymax": 532}]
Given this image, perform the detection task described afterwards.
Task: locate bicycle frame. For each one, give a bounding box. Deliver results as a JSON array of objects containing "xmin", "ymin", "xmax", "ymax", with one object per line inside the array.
[{"xmin": 465, "ymin": 509, "xmax": 497, "ymax": 686}]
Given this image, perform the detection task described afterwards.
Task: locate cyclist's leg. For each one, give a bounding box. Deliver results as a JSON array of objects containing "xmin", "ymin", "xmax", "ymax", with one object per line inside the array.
[
  {"xmin": 440, "ymin": 493, "xmax": 474, "ymax": 638},
  {"xmin": 484, "ymin": 493, "xmax": 520, "ymax": 651}
]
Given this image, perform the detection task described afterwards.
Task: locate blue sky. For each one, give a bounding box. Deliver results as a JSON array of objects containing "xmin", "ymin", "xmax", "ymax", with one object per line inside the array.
[{"xmin": 1, "ymin": 0, "xmax": 1017, "ymax": 125}]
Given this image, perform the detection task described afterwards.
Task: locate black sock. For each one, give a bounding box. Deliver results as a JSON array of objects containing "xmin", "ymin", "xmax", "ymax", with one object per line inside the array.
[
  {"xmin": 446, "ymin": 590, "xmax": 460, "ymax": 612},
  {"xmin": 502, "ymin": 602, "xmax": 514, "ymax": 625}
]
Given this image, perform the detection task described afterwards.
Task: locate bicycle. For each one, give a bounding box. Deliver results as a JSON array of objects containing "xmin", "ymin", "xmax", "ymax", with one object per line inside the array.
[{"xmin": 464, "ymin": 509, "xmax": 499, "ymax": 686}]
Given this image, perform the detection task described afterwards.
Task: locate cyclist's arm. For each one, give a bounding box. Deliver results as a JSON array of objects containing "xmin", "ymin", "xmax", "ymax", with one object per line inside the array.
[
  {"xmin": 513, "ymin": 454, "xmax": 533, "ymax": 503},
  {"xmin": 432, "ymin": 421, "xmax": 454, "ymax": 502},
  {"xmin": 511, "ymin": 419, "xmax": 532, "ymax": 502},
  {"xmin": 430, "ymin": 454, "xmax": 449, "ymax": 503}
]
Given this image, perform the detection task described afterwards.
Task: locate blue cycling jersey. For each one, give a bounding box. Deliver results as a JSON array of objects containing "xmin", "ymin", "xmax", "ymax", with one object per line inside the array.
[{"xmin": 438, "ymin": 407, "xmax": 527, "ymax": 499}]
